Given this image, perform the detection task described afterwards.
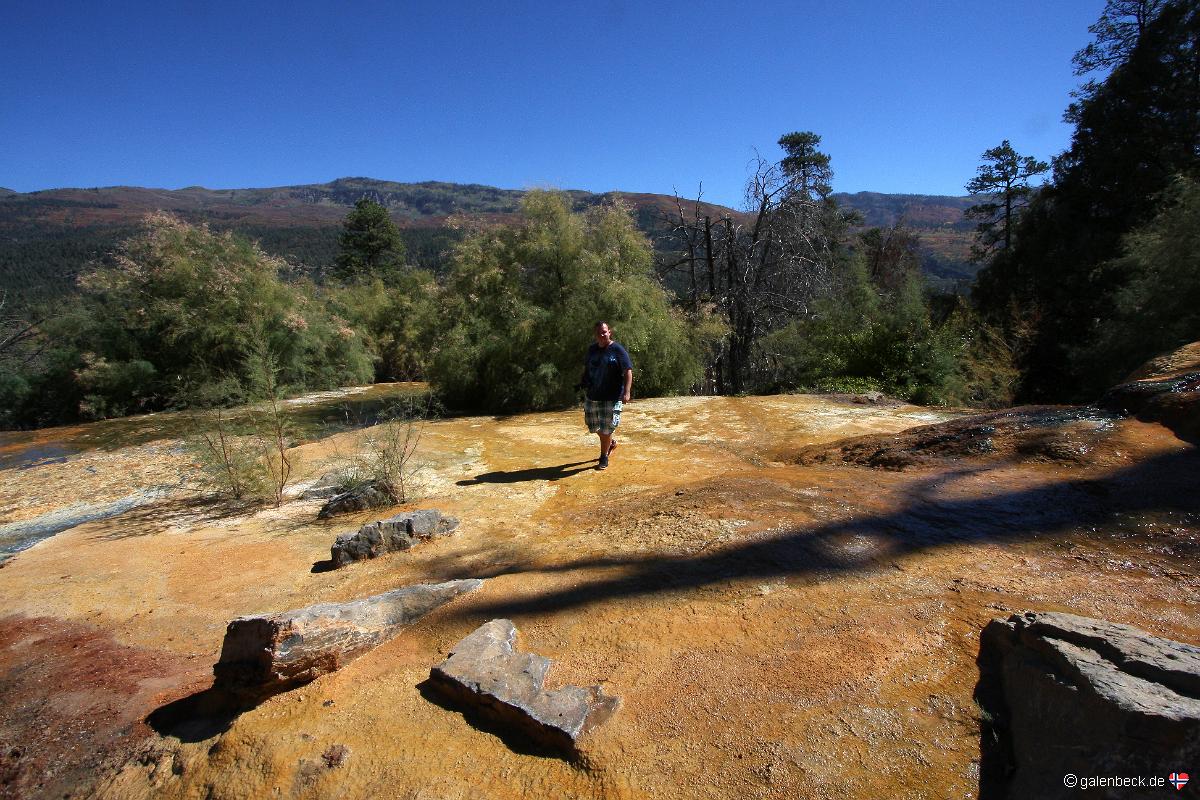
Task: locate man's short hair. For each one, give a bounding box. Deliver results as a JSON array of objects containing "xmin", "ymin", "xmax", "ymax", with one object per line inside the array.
[{"xmin": 594, "ymin": 320, "xmax": 610, "ymax": 330}]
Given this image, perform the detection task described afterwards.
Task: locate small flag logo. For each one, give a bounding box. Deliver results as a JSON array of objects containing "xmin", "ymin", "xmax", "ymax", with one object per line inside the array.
[{"xmin": 1169, "ymin": 772, "xmax": 1189, "ymax": 791}]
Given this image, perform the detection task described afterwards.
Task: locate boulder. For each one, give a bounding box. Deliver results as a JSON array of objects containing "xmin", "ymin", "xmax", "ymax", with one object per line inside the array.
[
  {"xmin": 301, "ymin": 484, "xmax": 342, "ymax": 501},
  {"xmin": 214, "ymin": 579, "xmax": 483, "ymax": 696},
  {"xmin": 427, "ymin": 619, "xmax": 619, "ymax": 758},
  {"xmin": 316, "ymin": 480, "xmax": 398, "ymax": 519},
  {"xmin": 299, "ymin": 472, "xmax": 346, "ymax": 500},
  {"xmin": 331, "ymin": 510, "xmax": 459, "ymax": 567},
  {"xmin": 976, "ymin": 611, "xmax": 1200, "ymax": 799}
]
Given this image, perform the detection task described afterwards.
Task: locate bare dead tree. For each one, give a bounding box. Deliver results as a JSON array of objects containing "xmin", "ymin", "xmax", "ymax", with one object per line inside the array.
[
  {"xmin": 651, "ymin": 186, "xmax": 715, "ymax": 312},
  {"xmin": 859, "ymin": 221, "xmax": 922, "ymax": 292},
  {"xmin": 718, "ymin": 144, "xmax": 849, "ymax": 393},
  {"xmin": 649, "ymin": 187, "xmax": 732, "ymax": 395},
  {"xmin": 0, "ymin": 291, "xmax": 46, "ymax": 368},
  {"xmin": 652, "ymin": 134, "xmax": 851, "ymax": 395},
  {"xmin": 674, "ymin": 189, "xmax": 703, "ymax": 308}
]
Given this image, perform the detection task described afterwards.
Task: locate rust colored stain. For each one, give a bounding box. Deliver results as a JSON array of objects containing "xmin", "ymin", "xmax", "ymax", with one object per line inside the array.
[{"xmin": 0, "ymin": 615, "xmax": 205, "ymax": 799}]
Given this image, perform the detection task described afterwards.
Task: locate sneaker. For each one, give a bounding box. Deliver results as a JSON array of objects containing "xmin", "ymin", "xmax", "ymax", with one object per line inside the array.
[
  {"xmin": 597, "ymin": 454, "xmax": 609, "ymax": 470},
  {"xmin": 607, "ymin": 438, "xmax": 618, "ymax": 456}
]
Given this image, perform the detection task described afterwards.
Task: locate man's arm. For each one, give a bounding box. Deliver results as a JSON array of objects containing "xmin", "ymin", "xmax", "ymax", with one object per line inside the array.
[{"xmin": 616, "ymin": 344, "xmax": 634, "ymax": 403}]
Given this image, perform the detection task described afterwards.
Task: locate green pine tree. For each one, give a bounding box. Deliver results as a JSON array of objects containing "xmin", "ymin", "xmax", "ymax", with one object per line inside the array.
[{"xmin": 333, "ymin": 199, "xmax": 407, "ymax": 285}]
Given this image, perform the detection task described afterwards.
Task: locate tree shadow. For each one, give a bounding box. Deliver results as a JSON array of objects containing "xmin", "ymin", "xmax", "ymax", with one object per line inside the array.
[
  {"xmin": 456, "ymin": 460, "xmax": 597, "ymax": 485},
  {"xmin": 87, "ymin": 495, "xmax": 262, "ymax": 541},
  {"xmin": 407, "ymin": 540, "xmax": 543, "ymax": 582},
  {"xmin": 439, "ymin": 448, "xmax": 1200, "ymax": 620},
  {"xmin": 148, "ymin": 448, "xmax": 1198, "ymax": 753}
]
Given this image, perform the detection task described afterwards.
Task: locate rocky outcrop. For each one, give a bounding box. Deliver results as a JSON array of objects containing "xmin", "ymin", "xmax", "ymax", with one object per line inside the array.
[
  {"xmin": 1100, "ymin": 341, "xmax": 1200, "ymax": 441},
  {"xmin": 1101, "ymin": 371, "xmax": 1200, "ymax": 443},
  {"xmin": 976, "ymin": 611, "xmax": 1200, "ymax": 799},
  {"xmin": 316, "ymin": 480, "xmax": 398, "ymax": 519},
  {"xmin": 427, "ymin": 619, "xmax": 619, "ymax": 758},
  {"xmin": 331, "ymin": 510, "xmax": 459, "ymax": 567},
  {"xmin": 1125, "ymin": 341, "xmax": 1200, "ymax": 382},
  {"xmin": 795, "ymin": 406, "xmax": 1122, "ymax": 470},
  {"xmin": 214, "ymin": 580, "xmax": 483, "ymax": 696},
  {"xmin": 797, "ymin": 343, "xmax": 1200, "ymax": 469}
]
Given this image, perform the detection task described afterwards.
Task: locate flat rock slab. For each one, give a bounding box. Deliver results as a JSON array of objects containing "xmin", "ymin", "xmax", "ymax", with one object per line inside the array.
[
  {"xmin": 428, "ymin": 619, "xmax": 619, "ymax": 758},
  {"xmin": 214, "ymin": 579, "xmax": 483, "ymax": 695},
  {"xmin": 977, "ymin": 611, "xmax": 1200, "ymax": 799},
  {"xmin": 331, "ymin": 510, "xmax": 460, "ymax": 567}
]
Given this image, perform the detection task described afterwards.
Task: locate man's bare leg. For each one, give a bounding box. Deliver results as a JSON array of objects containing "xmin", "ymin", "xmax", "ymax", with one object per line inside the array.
[{"xmin": 598, "ymin": 432, "xmax": 612, "ymax": 461}]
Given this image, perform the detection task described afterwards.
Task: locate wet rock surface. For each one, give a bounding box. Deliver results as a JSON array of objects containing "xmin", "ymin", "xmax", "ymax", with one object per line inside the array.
[
  {"xmin": 428, "ymin": 619, "xmax": 620, "ymax": 758},
  {"xmin": 1101, "ymin": 372, "xmax": 1200, "ymax": 443},
  {"xmin": 0, "ymin": 488, "xmax": 169, "ymax": 563},
  {"xmin": 316, "ymin": 480, "xmax": 398, "ymax": 519},
  {"xmin": 976, "ymin": 611, "xmax": 1200, "ymax": 799},
  {"xmin": 331, "ymin": 510, "xmax": 460, "ymax": 567},
  {"xmin": 214, "ymin": 580, "xmax": 483, "ymax": 695},
  {"xmin": 795, "ymin": 405, "xmax": 1123, "ymax": 470},
  {"xmin": 798, "ymin": 345, "xmax": 1200, "ymax": 472},
  {"xmin": 1102, "ymin": 342, "xmax": 1200, "ymax": 443}
]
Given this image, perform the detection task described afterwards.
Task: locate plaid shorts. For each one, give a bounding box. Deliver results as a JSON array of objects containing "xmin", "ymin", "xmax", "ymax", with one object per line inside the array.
[{"xmin": 584, "ymin": 399, "xmax": 623, "ymax": 435}]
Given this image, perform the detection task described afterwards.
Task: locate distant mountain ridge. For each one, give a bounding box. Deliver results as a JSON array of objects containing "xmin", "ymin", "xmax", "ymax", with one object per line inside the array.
[
  {"xmin": 0, "ymin": 178, "xmax": 742, "ymax": 228},
  {"xmin": 831, "ymin": 191, "xmax": 977, "ymax": 229},
  {"xmin": 0, "ymin": 178, "xmax": 979, "ymax": 300}
]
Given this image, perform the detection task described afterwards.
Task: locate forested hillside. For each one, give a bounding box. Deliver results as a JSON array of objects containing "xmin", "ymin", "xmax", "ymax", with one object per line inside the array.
[
  {"xmin": 0, "ymin": 181, "xmax": 977, "ymax": 303},
  {"xmin": 972, "ymin": 0, "xmax": 1200, "ymax": 400}
]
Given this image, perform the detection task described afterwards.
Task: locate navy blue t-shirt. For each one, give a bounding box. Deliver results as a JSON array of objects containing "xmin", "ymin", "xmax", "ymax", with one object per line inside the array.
[{"xmin": 583, "ymin": 342, "xmax": 633, "ymax": 401}]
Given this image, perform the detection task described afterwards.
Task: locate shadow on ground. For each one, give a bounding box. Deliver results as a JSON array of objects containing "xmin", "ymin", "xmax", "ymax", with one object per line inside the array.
[
  {"xmin": 146, "ymin": 685, "xmax": 262, "ymax": 743},
  {"xmin": 87, "ymin": 496, "xmax": 261, "ymax": 541},
  {"xmin": 456, "ymin": 460, "xmax": 597, "ymax": 485},
  {"xmin": 415, "ymin": 678, "xmax": 576, "ymax": 762},
  {"xmin": 439, "ymin": 448, "xmax": 1200, "ymax": 619},
  {"xmin": 148, "ymin": 446, "xmax": 1199, "ymax": 751}
]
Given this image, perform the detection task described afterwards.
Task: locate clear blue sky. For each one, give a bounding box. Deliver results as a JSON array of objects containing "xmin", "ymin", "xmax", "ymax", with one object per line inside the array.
[{"xmin": 2, "ymin": 0, "xmax": 1104, "ymax": 207}]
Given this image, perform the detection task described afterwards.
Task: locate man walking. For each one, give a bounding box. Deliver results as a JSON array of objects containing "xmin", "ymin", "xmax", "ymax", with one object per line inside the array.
[{"xmin": 581, "ymin": 321, "xmax": 633, "ymax": 470}]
